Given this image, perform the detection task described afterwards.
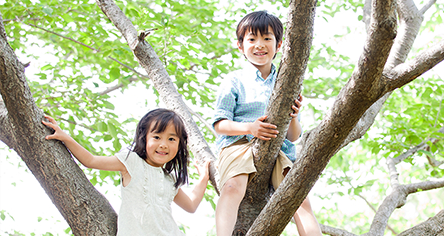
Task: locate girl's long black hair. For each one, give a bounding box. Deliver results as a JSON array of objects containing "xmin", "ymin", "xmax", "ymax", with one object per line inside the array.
[{"xmin": 131, "ymin": 108, "xmax": 189, "ymax": 188}]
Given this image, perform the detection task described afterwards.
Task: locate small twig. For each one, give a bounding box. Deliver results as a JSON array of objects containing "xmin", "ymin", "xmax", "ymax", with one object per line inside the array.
[
  {"xmin": 419, "ymin": 0, "xmax": 437, "ymax": 15},
  {"xmin": 138, "ymin": 28, "xmax": 158, "ymax": 41}
]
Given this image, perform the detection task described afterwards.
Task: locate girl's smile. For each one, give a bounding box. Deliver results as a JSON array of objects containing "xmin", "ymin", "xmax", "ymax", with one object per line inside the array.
[{"xmin": 145, "ymin": 122, "xmax": 179, "ymax": 167}]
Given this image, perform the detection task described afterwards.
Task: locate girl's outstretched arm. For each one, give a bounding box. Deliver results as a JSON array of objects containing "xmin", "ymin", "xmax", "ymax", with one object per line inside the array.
[
  {"xmin": 173, "ymin": 160, "xmax": 210, "ymax": 213},
  {"xmin": 42, "ymin": 115, "xmax": 126, "ymax": 172}
]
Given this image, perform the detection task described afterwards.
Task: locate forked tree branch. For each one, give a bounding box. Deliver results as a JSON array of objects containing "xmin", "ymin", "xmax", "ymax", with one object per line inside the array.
[{"xmin": 95, "ymin": 0, "xmax": 220, "ymax": 192}]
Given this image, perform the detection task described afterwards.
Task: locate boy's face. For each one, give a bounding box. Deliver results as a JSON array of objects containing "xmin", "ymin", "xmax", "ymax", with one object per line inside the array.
[{"xmin": 238, "ymin": 26, "xmax": 282, "ymax": 70}]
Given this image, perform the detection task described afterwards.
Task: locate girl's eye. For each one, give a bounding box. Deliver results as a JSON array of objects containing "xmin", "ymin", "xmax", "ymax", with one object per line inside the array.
[
  {"xmin": 153, "ymin": 135, "xmax": 160, "ymax": 139},
  {"xmin": 169, "ymin": 137, "xmax": 177, "ymax": 142}
]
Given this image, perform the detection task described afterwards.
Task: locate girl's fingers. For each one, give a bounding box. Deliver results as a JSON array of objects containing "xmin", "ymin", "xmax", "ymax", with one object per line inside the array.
[{"xmin": 44, "ymin": 115, "xmax": 57, "ymax": 124}]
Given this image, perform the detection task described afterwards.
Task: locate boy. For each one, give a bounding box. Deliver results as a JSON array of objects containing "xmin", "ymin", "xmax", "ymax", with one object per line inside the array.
[{"xmin": 212, "ymin": 11, "xmax": 322, "ymax": 236}]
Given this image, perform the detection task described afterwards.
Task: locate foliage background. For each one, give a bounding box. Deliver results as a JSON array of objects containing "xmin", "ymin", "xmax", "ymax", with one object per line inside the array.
[{"xmin": 0, "ymin": 0, "xmax": 443, "ymax": 235}]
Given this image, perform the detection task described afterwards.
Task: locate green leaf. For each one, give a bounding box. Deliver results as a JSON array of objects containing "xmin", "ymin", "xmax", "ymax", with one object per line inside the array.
[
  {"xmin": 108, "ymin": 122, "xmax": 118, "ymax": 138},
  {"xmin": 42, "ymin": 6, "xmax": 53, "ymax": 15},
  {"xmin": 109, "ymin": 67, "xmax": 121, "ymax": 80}
]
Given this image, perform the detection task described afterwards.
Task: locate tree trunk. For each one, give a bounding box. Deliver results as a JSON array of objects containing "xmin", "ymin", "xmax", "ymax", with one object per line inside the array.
[
  {"xmin": 0, "ymin": 14, "xmax": 117, "ymax": 235},
  {"xmin": 234, "ymin": 0, "xmax": 317, "ymax": 234}
]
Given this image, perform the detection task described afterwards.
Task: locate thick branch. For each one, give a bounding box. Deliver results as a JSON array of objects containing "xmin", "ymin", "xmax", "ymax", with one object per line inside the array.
[
  {"xmin": 0, "ymin": 14, "xmax": 117, "ymax": 235},
  {"xmin": 340, "ymin": 0, "xmax": 437, "ymax": 148},
  {"xmin": 235, "ymin": 0, "xmax": 317, "ymax": 234},
  {"xmin": 248, "ymin": 0, "xmax": 398, "ymax": 235},
  {"xmin": 385, "ymin": 39, "xmax": 444, "ymax": 91},
  {"xmin": 95, "ymin": 0, "xmax": 220, "ymax": 192},
  {"xmin": 398, "ymin": 209, "xmax": 444, "ymax": 236},
  {"xmin": 0, "ymin": 98, "xmax": 16, "ymax": 149}
]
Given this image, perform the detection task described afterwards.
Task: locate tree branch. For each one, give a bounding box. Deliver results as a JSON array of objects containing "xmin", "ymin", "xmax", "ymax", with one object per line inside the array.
[
  {"xmin": 419, "ymin": 0, "xmax": 437, "ymax": 15},
  {"xmin": 248, "ymin": 0, "xmax": 398, "ymax": 234},
  {"xmin": 0, "ymin": 13, "xmax": 117, "ymax": 235},
  {"xmin": 319, "ymin": 224, "xmax": 358, "ymax": 236},
  {"xmin": 392, "ymin": 126, "xmax": 444, "ymax": 165},
  {"xmin": 385, "ymin": 39, "xmax": 444, "ymax": 91},
  {"xmin": 0, "ymin": 98, "xmax": 16, "ymax": 149},
  {"xmin": 95, "ymin": 0, "xmax": 220, "ymax": 193},
  {"xmin": 398, "ymin": 209, "xmax": 444, "ymax": 236},
  {"xmin": 357, "ymin": 194, "xmax": 398, "ymax": 235},
  {"xmin": 24, "ymin": 21, "xmax": 150, "ymax": 95}
]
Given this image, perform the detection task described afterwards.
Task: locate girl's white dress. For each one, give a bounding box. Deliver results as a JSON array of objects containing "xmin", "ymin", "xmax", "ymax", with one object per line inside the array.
[{"xmin": 115, "ymin": 151, "xmax": 185, "ymax": 235}]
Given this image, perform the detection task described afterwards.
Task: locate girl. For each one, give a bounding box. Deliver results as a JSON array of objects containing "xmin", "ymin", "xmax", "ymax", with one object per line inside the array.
[{"xmin": 42, "ymin": 108, "xmax": 210, "ymax": 235}]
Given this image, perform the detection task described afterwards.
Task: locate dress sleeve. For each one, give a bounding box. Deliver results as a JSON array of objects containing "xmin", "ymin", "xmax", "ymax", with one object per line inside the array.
[{"xmin": 115, "ymin": 150, "xmax": 136, "ymax": 178}]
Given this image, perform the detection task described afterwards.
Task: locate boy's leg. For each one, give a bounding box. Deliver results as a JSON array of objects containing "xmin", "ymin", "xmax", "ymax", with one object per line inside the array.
[
  {"xmin": 216, "ymin": 174, "xmax": 249, "ymax": 236},
  {"xmin": 293, "ymin": 197, "xmax": 323, "ymax": 236},
  {"xmin": 275, "ymin": 159, "xmax": 322, "ymax": 236}
]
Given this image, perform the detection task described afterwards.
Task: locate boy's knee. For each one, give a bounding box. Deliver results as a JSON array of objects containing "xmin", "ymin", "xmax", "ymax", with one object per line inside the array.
[{"xmin": 222, "ymin": 176, "xmax": 247, "ymax": 197}]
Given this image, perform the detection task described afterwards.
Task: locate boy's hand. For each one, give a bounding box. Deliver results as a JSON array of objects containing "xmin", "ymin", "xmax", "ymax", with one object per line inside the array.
[
  {"xmin": 290, "ymin": 94, "xmax": 303, "ymax": 119},
  {"xmin": 42, "ymin": 115, "xmax": 70, "ymax": 142},
  {"xmin": 195, "ymin": 160, "xmax": 210, "ymax": 181},
  {"xmin": 250, "ymin": 115, "xmax": 279, "ymax": 140}
]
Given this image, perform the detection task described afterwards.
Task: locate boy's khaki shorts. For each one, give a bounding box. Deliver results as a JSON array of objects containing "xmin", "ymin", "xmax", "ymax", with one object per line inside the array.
[{"xmin": 217, "ymin": 137, "xmax": 293, "ymax": 190}]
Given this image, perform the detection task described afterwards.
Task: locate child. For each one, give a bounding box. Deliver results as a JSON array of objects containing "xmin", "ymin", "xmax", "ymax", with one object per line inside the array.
[
  {"xmin": 212, "ymin": 11, "xmax": 322, "ymax": 236},
  {"xmin": 42, "ymin": 108, "xmax": 210, "ymax": 236}
]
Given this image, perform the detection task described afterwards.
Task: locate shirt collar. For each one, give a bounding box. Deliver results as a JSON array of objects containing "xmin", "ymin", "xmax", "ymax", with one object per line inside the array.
[{"xmin": 242, "ymin": 60, "xmax": 277, "ymax": 82}]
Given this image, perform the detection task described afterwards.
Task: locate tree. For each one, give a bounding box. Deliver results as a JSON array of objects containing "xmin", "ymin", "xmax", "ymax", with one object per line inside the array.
[{"xmin": 1, "ymin": 0, "xmax": 443, "ymax": 235}]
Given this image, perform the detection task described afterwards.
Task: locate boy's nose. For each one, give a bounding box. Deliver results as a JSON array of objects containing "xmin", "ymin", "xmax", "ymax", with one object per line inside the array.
[{"xmin": 255, "ymin": 40, "xmax": 264, "ymax": 48}]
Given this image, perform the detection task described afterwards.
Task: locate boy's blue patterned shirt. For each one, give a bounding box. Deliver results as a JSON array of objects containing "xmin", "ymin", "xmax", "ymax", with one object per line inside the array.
[{"xmin": 212, "ymin": 62, "xmax": 298, "ymax": 162}]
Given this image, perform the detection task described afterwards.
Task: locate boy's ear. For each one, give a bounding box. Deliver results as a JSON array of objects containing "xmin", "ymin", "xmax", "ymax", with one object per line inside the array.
[
  {"xmin": 237, "ymin": 40, "xmax": 244, "ymax": 53},
  {"xmin": 277, "ymin": 40, "xmax": 283, "ymax": 51}
]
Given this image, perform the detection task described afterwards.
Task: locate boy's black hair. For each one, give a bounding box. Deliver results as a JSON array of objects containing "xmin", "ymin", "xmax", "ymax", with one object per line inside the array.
[
  {"xmin": 132, "ymin": 108, "xmax": 189, "ymax": 188},
  {"xmin": 236, "ymin": 10, "xmax": 284, "ymax": 49}
]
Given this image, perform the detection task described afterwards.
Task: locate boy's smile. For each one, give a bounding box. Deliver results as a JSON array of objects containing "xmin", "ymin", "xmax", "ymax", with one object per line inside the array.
[{"xmin": 238, "ymin": 26, "xmax": 282, "ymax": 78}]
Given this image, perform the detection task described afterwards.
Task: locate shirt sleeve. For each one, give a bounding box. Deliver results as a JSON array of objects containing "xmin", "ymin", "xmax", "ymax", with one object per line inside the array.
[{"xmin": 212, "ymin": 76, "xmax": 238, "ymax": 127}]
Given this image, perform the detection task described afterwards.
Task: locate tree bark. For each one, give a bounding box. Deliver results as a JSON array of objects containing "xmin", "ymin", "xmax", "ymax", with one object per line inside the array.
[
  {"xmin": 247, "ymin": 0, "xmax": 398, "ymax": 234},
  {"xmin": 234, "ymin": 0, "xmax": 317, "ymax": 234},
  {"xmin": 398, "ymin": 210, "xmax": 444, "ymax": 236},
  {"xmin": 0, "ymin": 14, "xmax": 117, "ymax": 235}
]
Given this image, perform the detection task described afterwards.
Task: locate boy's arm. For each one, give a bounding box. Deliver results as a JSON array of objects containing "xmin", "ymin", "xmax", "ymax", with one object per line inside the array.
[
  {"xmin": 42, "ymin": 115, "xmax": 126, "ymax": 172},
  {"xmin": 287, "ymin": 117, "xmax": 302, "ymax": 142},
  {"xmin": 214, "ymin": 116, "xmax": 279, "ymax": 141},
  {"xmin": 286, "ymin": 95, "xmax": 303, "ymax": 142},
  {"xmin": 173, "ymin": 161, "xmax": 210, "ymax": 213}
]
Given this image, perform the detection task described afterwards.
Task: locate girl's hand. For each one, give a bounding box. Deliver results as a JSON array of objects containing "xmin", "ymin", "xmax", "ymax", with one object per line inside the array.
[
  {"xmin": 42, "ymin": 115, "xmax": 70, "ymax": 142},
  {"xmin": 195, "ymin": 160, "xmax": 210, "ymax": 180},
  {"xmin": 250, "ymin": 115, "xmax": 279, "ymax": 140},
  {"xmin": 290, "ymin": 94, "xmax": 303, "ymax": 119}
]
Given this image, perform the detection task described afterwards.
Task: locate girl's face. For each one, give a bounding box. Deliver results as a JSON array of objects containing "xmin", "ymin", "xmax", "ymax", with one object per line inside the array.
[{"xmin": 145, "ymin": 122, "xmax": 179, "ymax": 167}]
